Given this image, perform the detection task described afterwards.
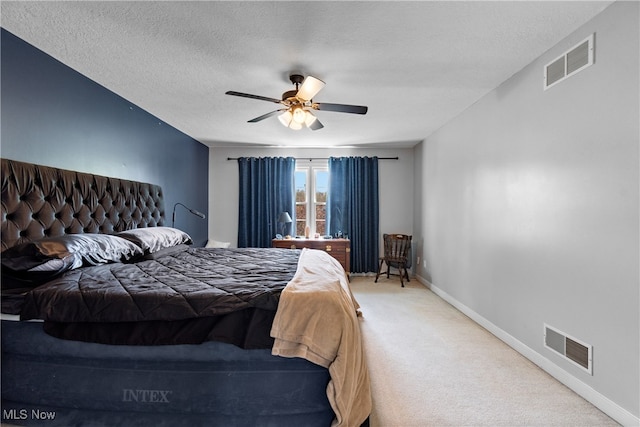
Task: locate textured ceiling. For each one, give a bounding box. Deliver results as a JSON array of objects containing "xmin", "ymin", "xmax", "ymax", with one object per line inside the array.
[{"xmin": 1, "ymin": 1, "xmax": 612, "ymax": 148}]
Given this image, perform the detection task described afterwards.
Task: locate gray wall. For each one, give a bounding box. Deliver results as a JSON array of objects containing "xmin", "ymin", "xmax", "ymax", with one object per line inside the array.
[
  {"xmin": 208, "ymin": 146, "xmax": 414, "ymax": 259},
  {"xmin": 414, "ymin": 2, "xmax": 638, "ymax": 421}
]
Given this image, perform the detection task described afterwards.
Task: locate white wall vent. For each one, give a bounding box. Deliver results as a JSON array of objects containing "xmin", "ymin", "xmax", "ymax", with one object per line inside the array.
[
  {"xmin": 544, "ymin": 324, "xmax": 593, "ymax": 375},
  {"xmin": 544, "ymin": 34, "xmax": 594, "ymax": 90}
]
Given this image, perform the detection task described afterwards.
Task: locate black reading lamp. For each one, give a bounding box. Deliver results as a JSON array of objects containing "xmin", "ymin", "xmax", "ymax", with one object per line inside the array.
[
  {"xmin": 172, "ymin": 202, "xmax": 206, "ymax": 227},
  {"xmin": 277, "ymin": 212, "xmax": 293, "ymax": 237}
]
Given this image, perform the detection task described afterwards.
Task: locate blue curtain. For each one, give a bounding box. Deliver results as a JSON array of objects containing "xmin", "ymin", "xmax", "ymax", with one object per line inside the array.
[
  {"xmin": 327, "ymin": 156, "xmax": 379, "ymax": 273},
  {"xmin": 237, "ymin": 157, "xmax": 296, "ymax": 247}
]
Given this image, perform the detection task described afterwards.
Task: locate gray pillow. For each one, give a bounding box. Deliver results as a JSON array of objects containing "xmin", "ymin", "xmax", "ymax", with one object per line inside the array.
[
  {"xmin": 1, "ymin": 233, "xmax": 144, "ymax": 273},
  {"xmin": 117, "ymin": 227, "xmax": 192, "ymax": 254}
]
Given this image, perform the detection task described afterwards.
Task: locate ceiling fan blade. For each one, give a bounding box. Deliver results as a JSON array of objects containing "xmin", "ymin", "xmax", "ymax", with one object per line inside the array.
[
  {"xmin": 226, "ymin": 91, "xmax": 283, "ymax": 104},
  {"xmin": 296, "ymin": 76, "xmax": 325, "ymax": 102},
  {"xmin": 313, "ymin": 102, "xmax": 368, "ymax": 115},
  {"xmin": 309, "ymin": 117, "xmax": 324, "ymax": 131},
  {"xmin": 248, "ymin": 109, "xmax": 286, "ymax": 123}
]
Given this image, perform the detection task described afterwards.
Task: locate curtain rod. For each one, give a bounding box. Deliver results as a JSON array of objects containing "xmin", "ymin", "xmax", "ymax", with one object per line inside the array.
[{"xmin": 226, "ymin": 156, "xmax": 399, "ymax": 161}]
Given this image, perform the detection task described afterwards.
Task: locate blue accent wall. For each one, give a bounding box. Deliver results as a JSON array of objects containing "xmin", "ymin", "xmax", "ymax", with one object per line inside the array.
[{"xmin": 1, "ymin": 28, "xmax": 208, "ymax": 245}]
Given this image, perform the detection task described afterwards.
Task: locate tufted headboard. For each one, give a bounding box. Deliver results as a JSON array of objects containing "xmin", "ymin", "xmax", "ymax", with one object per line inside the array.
[{"xmin": 1, "ymin": 159, "xmax": 165, "ymax": 252}]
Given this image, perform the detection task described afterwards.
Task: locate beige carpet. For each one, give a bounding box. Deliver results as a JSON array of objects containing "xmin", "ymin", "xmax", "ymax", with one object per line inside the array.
[{"xmin": 349, "ymin": 276, "xmax": 618, "ymax": 427}]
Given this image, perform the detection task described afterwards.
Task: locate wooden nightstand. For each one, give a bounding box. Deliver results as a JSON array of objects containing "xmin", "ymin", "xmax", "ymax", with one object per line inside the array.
[{"xmin": 272, "ymin": 238, "xmax": 350, "ymax": 275}]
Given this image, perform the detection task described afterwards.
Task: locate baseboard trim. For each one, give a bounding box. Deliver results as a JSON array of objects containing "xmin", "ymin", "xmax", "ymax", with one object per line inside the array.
[{"xmin": 415, "ymin": 274, "xmax": 639, "ymax": 427}]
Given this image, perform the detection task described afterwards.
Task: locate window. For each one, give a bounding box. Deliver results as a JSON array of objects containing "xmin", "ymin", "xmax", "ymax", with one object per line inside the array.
[{"xmin": 295, "ymin": 164, "xmax": 328, "ymax": 237}]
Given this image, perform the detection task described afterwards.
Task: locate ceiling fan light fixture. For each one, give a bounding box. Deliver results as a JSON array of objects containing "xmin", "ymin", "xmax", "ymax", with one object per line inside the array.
[
  {"xmin": 292, "ymin": 106, "xmax": 307, "ymax": 124},
  {"xmin": 304, "ymin": 111, "xmax": 317, "ymax": 127},
  {"xmin": 296, "ymin": 76, "xmax": 326, "ymax": 102},
  {"xmin": 278, "ymin": 109, "xmax": 302, "ymax": 130},
  {"xmin": 278, "ymin": 110, "xmax": 293, "ymax": 127}
]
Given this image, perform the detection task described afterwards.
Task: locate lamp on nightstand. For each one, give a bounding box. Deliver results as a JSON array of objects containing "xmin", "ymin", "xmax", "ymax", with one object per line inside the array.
[{"xmin": 277, "ymin": 212, "xmax": 293, "ymax": 237}]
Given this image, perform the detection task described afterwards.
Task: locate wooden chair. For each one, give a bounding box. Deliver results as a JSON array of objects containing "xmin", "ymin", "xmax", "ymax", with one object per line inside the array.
[{"xmin": 375, "ymin": 234, "xmax": 412, "ymax": 287}]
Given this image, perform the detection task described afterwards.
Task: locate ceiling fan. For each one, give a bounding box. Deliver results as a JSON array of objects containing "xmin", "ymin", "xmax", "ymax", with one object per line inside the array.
[{"xmin": 225, "ymin": 74, "xmax": 368, "ymax": 131}]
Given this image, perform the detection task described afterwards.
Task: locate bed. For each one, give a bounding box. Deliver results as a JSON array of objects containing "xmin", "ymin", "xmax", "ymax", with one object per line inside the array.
[{"xmin": 1, "ymin": 159, "xmax": 371, "ymax": 427}]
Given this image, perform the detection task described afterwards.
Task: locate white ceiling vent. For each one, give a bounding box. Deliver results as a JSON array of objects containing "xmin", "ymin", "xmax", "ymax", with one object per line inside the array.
[
  {"xmin": 544, "ymin": 324, "xmax": 593, "ymax": 375},
  {"xmin": 544, "ymin": 34, "xmax": 594, "ymax": 90}
]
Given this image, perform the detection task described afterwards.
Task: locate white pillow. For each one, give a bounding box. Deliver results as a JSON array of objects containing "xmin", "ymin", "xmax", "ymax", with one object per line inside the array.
[{"xmin": 206, "ymin": 239, "xmax": 230, "ymax": 248}]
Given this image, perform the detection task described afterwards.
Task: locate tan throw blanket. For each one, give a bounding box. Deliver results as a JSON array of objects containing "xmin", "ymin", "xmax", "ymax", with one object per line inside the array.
[{"xmin": 271, "ymin": 248, "xmax": 372, "ymax": 427}]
